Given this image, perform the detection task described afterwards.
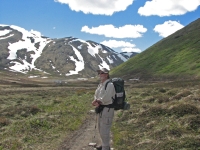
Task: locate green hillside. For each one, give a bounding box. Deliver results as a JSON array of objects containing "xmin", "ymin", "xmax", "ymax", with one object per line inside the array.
[{"xmin": 111, "ymin": 18, "xmax": 200, "ymax": 80}]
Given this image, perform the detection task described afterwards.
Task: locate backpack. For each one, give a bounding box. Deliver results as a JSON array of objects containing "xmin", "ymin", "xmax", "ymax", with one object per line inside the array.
[{"xmin": 105, "ymin": 78, "xmax": 130, "ymax": 110}]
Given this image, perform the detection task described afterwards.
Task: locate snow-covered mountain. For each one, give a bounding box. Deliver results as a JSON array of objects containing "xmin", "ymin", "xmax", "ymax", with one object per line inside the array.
[{"xmin": 0, "ymin": 24, "xmax": 137, "ymax": 78}]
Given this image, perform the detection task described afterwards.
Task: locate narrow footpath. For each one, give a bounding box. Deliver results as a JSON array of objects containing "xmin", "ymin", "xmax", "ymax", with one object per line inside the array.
[{"xmin": 58, "ymin": 110, "xmax": 103, "ymax": 150}]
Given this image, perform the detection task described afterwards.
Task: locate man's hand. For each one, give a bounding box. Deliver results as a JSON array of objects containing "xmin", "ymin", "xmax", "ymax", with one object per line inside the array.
[
  {"xmin": 96, "ymin": 100, "xmax": 102, "ymax": 105},
  {"xmin": 92, "ymin": 99, "xmax": 102, "ymax": 107}
]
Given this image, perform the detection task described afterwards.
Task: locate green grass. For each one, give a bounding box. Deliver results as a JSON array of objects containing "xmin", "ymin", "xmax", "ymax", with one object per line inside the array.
[
  {"xmin": 0, "ymin": 87, "xmax": 94, "ymax": 150},
  {"xmin": 112, "ymin": 79, "xmax": 200, "ymax": 150}
]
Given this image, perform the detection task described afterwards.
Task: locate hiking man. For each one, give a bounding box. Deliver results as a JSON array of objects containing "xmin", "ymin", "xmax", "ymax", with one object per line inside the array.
[{"xmin": 92, "ymin": 68, "xmax": 115, "ymax": 150}]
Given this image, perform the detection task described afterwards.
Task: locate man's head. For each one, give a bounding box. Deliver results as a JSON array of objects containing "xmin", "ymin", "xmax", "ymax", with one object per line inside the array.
[{"xmin": 97, "ymin": 68, "xmax": 110, "ymax": 82}]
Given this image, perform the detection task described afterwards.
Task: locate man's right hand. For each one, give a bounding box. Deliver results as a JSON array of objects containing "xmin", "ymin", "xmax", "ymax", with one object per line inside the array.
[{"xmin": 92, "ymin": 100, "xmax": 100, "ymax": 107}]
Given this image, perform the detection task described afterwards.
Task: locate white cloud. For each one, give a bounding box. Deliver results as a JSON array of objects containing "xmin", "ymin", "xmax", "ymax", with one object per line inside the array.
[
  {"xmin": 101, "ymin": 40, "xmax": 135, "ymax": 48},
  {"xmin": 101, "ymin": 40, "xmax": 141, "ymax": 53},
  {"xmin": 121, "ymin": 47, "xmax": 141, "ymax": 53},
  {"xmin": 54, "ymin": 0, "xmax": 134, "ymax": 15},
  {"xmin": 81, "ymin": 24, "xmax": 147, "ymax": 38},
  {"xmin": 138, "ymin": 0, "xmax": 200, "ymax": 16},
  {"xmin": 153, "ymin": 20, "xmax": 184, "ymax": 37}
]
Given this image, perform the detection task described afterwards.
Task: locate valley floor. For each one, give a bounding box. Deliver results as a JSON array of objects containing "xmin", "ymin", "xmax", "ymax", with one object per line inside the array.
[{"xmin": 0, "ymin": 77, "xmax": 200, "ymax": 150}]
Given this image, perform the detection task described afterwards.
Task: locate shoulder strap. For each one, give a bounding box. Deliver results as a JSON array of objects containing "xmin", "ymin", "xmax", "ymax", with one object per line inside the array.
[{"xmin": 105, "ymin": 79, "xmax": 111, "ymax": 90}]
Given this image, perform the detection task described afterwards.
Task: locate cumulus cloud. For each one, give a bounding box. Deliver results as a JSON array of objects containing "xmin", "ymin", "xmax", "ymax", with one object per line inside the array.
[
  {"xmin": 54, "ymin": 0, "xmax": 134, "ymax": 15},
  {"xmin": 153, "ymin": 20, "xmax": 184, "ymax": 37},
  {"xmin": 101, "ymin": 40, "xmax": 142, "ymax": 53},
  {"xmin": 101, "ymin": 40, "xmax": 135, "ymax": 48},
  {"xmin": 81, "ymin": 24, "xmax": 147, "ymax": 38},
  {"xmin": 138, "ymin": 0, "xmax": 200, "ymax": 17},
  {"xmin": 121, "ymin": 47, "xmax": 141, "ymax": 53}
]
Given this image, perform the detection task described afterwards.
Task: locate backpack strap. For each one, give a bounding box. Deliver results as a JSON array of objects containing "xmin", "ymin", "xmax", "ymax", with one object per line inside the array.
[
  {"xmin": 105, "ymin": 79, "xmax": 111, "ymax": 90},
  {"xmin": 105, "ymin": 79, "xmax": 116, "ymax": 105}
]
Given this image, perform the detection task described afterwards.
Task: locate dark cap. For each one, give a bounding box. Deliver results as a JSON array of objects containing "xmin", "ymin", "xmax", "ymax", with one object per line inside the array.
[{"xmin": 97, "ymin": 68, "xmax": 109, "ymax": 74}]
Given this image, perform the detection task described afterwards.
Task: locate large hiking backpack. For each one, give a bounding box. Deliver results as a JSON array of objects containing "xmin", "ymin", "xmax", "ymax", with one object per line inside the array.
[{"xmin": 105, "ymin": 78, "xmax": 130, "ymax": 110}]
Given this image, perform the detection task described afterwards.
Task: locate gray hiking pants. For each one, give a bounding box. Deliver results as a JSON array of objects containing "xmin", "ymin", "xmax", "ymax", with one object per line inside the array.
[{"xmin": 98, "ymin": 107, "xmax": 114, "ymax": 150}]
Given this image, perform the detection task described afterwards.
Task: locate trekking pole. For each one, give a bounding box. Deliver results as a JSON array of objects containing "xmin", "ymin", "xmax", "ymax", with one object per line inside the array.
[
  {"xmin": 94, "ymin": 113, "xmax": 97, "ymax": 138},
  {"xmin": 89, "ymin": 113, "xmax": 97, "ymax": 147}
]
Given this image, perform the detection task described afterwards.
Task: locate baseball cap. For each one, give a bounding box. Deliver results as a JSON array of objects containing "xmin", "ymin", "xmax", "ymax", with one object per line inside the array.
[{"xmin": 97, "ymin": 68, "xmax": 109, "ymax": 74}]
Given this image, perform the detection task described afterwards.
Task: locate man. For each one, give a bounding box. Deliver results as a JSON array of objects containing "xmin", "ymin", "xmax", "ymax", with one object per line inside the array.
[{"xmin": 92, "ymin": 68, "xmax": 116, "ymax": 150}]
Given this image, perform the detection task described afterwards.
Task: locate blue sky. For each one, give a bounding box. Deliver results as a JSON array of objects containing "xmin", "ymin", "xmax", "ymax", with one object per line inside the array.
[{"xmin": 0, "ymin": 0, "xmax": 200, "ymax": 53}]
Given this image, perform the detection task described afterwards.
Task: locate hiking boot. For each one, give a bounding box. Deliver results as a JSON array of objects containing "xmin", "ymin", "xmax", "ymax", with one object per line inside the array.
[
  {"xmin": 95, "ymin": 146, "xmax": 111, "ymax": 150},
  {"xmin": 95, "ymin": 145, "xmax": 102, "ymax": 150}
]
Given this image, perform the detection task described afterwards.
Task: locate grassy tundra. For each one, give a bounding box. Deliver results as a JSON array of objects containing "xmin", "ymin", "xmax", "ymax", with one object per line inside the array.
[
  {"xmin": 0, "ymin": 84, "xmax": 95, "ymax": 150},
  {"xmin": 113, "ymin": 79, "xmax": 200, "ymax": 150},
  {"xmin": 0, "ymin": 77, "xmax": 200, "ymax": 150}
]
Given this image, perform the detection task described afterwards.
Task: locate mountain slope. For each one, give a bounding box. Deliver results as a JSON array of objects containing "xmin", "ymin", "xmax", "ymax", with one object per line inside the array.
[
  {"xmin": 111, "ymin": 18, "xmax": 200, "ymax": 80},
  {"xmin": 0, "ymin": 25, "xmax": 137, "ymax": 78}
]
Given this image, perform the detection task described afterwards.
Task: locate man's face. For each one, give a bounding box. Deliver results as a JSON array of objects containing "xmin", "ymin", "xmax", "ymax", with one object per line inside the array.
[{"xmin": 98, "ymin": 72, "xmax": 108, "ymax": 81}]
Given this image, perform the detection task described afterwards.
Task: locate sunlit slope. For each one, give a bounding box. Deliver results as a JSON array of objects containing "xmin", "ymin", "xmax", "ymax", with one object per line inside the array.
[{"xmin": 110, "ymin": 18, "xmax": 200, "ymax": 79}]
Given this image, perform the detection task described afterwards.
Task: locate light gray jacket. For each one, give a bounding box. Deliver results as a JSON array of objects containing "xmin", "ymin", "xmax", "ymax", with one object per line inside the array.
[{"xmin": 94, "ymin": 79, "xmax": 116, "ymax": 105}]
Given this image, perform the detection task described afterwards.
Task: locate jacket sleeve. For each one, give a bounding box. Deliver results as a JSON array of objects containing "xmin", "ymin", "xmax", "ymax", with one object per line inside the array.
[
  {"xmin": 100, "ymin": 82, "xmax": 115, "ymax": 105},
  {"xmin": 94, "ymin": 84, "xmax": 100, "ymax": 100}
]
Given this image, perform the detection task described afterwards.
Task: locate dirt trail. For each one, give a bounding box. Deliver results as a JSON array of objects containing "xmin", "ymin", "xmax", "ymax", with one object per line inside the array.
[{"xmin": 58, "ymin": 110, "xmax": 102, "ymax": 150}]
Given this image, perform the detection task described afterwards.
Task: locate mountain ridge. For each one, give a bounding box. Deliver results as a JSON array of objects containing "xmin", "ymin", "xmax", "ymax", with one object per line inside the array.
[
  {"xmin": 110, "ymin": 18, "xmax": 200, "ymax": 80},
  {"xmin": 0, "ymin": 25, "xmax": 137, "ymax": 78}
]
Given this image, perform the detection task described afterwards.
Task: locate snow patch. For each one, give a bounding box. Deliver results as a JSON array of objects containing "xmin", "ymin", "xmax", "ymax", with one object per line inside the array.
[
  {"xmin": 5, "ymin": 25, "xmax": 51, "ymax": 73},
  {"xmin": 65, "ymin": 45, "xmax": 85, "ymax": 76},
  {"xmin": 98, "ymin": 57, "xmax": 110, "ymax": 70},
  {"xmin": 117, "ymin": 54, "xmax": 127, "ymax": 62},
  {"xmin": 0, "ymin": 34, "xmax": 14, "ymax": 40},
  {"xmin": 86, "ymin": 42, "xmax": 99, "ymax": 57},
  {"xmin": 107, "ymin": 56, "xmax": 114, "ymax": 64},
  {"xmin": 0, "ymin": 29, "xmax": 12, "ymax": 36},
  {"xmin": 28, "ymin": 76, "xmax": 38, "ymax": 78}
]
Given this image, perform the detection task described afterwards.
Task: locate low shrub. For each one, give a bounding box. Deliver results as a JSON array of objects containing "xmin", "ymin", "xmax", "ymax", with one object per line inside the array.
[
  {"xmin": 161, "ymin": 137, "xmax": 200, "ymax": 150},
  {"xmin": 156, "ymin": 95, "xmax": 170, "ymax": 103},
  {"xmin": 4, "ymin": 106, "xmax": 40, "ymax": 117},
  {"xmin": 145, "ymin": 97, "xmax": 155, "ymax": 103},
  {"xmin": 0, "ymin": 117, "xmax": 9, "ymax": 127},
  {"xmin": 172, "ymin": 90, "xmax": 192, "ymax": 100},
  {"xmin": 168, "ymin": 127, "xmax": 182, "ymax": 137},
  {"xmin": 185, "ymin": 115, "xmax": 200, "ymax": 131},
  {"xmin": 140, "ymin": 92, "xmax": 150, "ymax": 97},
  {"xmin": 157, "ymin": 88, "xmax": 167, "ymax": 93},
  {"xmin": 166, "ymin": 89, "xmax": 177, "ymax": 96},
  {"xmin": 28, "ymin": 118, "xmax": 52, "ymax": 130},
  {"xmin": 168, "ymin": 103, "xmax": 199, "ymax": 117},
  {"xmin": 29, "ymin": 106, "xmax": 41, "ymax": 115},
  {"xmin": 141, "ymin": 106, "xmax": 167, "ymax": 117}
]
